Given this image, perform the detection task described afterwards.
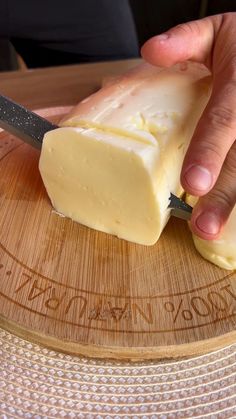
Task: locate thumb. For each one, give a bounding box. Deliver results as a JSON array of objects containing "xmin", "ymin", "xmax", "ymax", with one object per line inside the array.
[{"xmin": 141, "ymin": 16, "xmax": 222, "ymax": 67}]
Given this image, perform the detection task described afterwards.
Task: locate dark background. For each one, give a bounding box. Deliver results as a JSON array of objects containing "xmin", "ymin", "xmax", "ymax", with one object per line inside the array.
[
  {"xmin": 0, "ymin": 0, "xmax": 236, "ymax": 71},
  {"xmin": 130, "ymin": 0, "xmax": 236, "ymax": 45}
]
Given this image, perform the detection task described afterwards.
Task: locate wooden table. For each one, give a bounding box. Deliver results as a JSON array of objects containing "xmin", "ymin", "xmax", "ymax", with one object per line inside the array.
[{"xmin": 0, "ymin": 59, "xmax": 141, "ymax": 109}]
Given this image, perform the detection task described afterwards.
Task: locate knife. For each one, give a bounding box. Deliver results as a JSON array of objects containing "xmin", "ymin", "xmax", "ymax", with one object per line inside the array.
[
  {"xmin": 0, "ymin": 94, "xmax": 57, "ymax": 149},
  {"xmin": 168, "ymin": 193, "xmax": 192, "ymax": 221},
  {"xmin": 0, "ymin": 94, "xmax": 192, "ymax": 221}
]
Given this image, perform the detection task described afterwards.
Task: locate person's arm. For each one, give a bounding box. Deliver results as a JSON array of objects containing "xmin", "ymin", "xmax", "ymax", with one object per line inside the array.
[{"xmin": 141, "ymin": 13, "xmax": 236, "ymax": 241}]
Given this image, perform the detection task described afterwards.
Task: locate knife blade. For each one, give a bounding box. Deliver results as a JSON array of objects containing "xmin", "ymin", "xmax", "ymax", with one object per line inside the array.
[
  {"xmin": 0, "ymin": 94, "xmax": 58, "ymax": 149},
  {"xmin": 0, "ymin": 93, "xmax": 192, "ymax": 221},
  {"xmin": 168, "ymin": 193, "xmax": 192, "ymax": 221}
]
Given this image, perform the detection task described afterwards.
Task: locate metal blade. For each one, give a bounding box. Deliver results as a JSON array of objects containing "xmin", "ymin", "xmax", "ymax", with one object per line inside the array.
[
  {"xmin": 0, "ymin": 94, "xmax": 58, "ymax": 149},
  {"xmin": 168, "ymin": 193, "xmax": 193, "ymax": 221}
]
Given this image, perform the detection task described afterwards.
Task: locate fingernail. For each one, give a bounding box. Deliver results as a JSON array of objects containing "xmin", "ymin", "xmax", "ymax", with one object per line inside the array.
[
  {"xmin": 157, "ymin": 33, "xmax": 169, "ymax": 43},
  {"xmin": 184, "ymin": 165, "xmax": 212, "ymax": 191},
  {"xmin": 196, "ymin": 212, "xmax": 221, "ymax": 235}
]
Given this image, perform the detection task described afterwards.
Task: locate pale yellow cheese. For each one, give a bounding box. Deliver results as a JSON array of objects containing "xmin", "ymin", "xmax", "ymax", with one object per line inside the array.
[
  {"xmin": 186, "ymin": 196, "xmax": 236, "ymax": 270},
  {"xmin": 39, "ymin": 62, "xmax": 211, "ymax": 245},
  {"xmin": 61, "ymin": 62, "xmax": 211, "ymax": 147}
]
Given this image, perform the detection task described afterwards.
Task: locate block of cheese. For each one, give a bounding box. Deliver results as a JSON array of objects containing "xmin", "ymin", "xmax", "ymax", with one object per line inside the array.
[
  {"xmin": 186, "ymin": 196, "xmax": 236, "ymax": 270},
  {"xmin": 39, "ymin": 62, "xmax": 211, "ymax": 245}
]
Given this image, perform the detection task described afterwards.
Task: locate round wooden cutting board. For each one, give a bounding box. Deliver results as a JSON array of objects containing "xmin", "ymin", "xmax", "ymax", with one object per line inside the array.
[{"xmin": 0, "ymin": 107, "xmax": 236, "ymax": 361}]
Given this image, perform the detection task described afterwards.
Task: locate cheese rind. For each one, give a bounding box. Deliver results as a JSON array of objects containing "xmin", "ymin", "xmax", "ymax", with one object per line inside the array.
[
  {"xmin": 186, "ymin": 195, "xmax": 236, "ymax": 270},
  {"xmin": 61, "ymin": 63, "xmax": 211, "ymax": 148},
  {"xmin": 39, "ymin": 62, "xmax": 211, "ymax": 245}
]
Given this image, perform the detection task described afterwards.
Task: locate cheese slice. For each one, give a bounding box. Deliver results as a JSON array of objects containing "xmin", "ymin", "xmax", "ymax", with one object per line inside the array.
[
  {"xmin": 39, "ymin": 62, "xmax": 211, "ymax": 245},
  {"xmin": 186, "ymin": 196, "xmax": 236, "ymax": 270}
]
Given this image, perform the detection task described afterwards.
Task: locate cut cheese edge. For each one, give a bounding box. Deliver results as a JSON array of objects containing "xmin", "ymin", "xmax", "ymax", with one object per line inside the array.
[
  {"xmin": 40, "ymin": 127, "xmax": 162, "ymax": 245},
  {"xmin": 39, "ymin": 62, "xmax": 211, "ymax": 245},
  {"xmin": 186, "ymin": 195, "xmax": 236, "ymax": 270}
]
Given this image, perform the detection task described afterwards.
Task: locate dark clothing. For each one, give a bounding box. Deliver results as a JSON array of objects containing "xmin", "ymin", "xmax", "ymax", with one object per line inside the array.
[
  {"xmin": 1, "ymin": 0, "xmax": 236, "ymax": 71},
  {"xmin": 0, "ymin": 0, "xmax": 139, "ymax": 69},
  {"xmin": 130, "ymin": 0, "xmax": 236, "ymax": 46}
]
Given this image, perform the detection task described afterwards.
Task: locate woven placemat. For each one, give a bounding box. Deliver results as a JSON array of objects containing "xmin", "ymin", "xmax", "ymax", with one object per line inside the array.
[{"xmin": 0, "ymin": 327, "xmax": 235, "ymax": 418}]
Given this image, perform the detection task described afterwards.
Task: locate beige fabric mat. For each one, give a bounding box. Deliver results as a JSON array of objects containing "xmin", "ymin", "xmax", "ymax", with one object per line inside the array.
[{"xmin": 0, "ymin": 327, "xmax": 235, "ymax": 418}]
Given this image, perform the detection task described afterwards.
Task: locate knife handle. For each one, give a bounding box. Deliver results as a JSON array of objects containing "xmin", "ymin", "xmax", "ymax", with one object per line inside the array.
[{"xmin": 0, "ymin": 94, "xmax": 58, "ymax": 149}]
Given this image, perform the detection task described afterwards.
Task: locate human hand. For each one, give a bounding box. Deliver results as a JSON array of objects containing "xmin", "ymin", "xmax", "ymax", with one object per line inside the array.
[{"xmin": 141, "ymin": 13, "xmax": 236, "ymax": 241}]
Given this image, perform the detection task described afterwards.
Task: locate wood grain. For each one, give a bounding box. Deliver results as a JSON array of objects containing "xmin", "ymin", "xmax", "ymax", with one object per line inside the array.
[
  {"xmin": 0, "ymin": 61, "xmax": 236, "ymax": 360},
  {"xmin": 0, "ymin": 106, "xmax": 236, "ymax": 360},
  {"xmin": 0, "ymin": 59, "xmax": 141, "ymax": 109}
]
